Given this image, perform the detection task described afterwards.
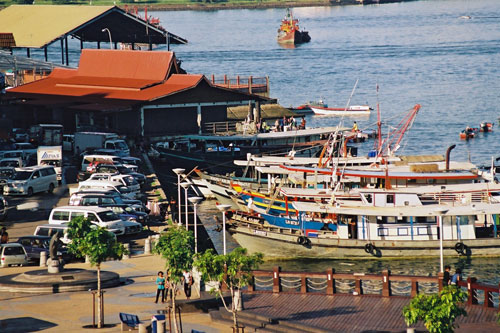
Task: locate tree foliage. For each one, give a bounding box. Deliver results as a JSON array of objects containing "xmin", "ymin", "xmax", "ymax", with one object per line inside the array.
[
  {"xmin": 403, "ymin": 286, "xmax": 468, "ymax": 333},
  {"xmin": 194, "ymin": 247, "xmax": 263, "ymax": 329},
  {"xmin": 153, "ymin": 226, "xmax": 194, "ymax": 333}
]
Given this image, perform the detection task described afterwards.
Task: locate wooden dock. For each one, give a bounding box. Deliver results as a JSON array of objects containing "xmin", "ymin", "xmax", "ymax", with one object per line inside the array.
[{"xmin": 236, "ymin": 267, "xmax": 500, "ymax": 332}]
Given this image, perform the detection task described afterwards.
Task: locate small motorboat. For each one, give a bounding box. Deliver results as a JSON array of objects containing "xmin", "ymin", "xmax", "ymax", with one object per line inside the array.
[
  {"xmin": 460, "ymin": 127, "xmax": 478, "ymax": 140},
  {"xmin": 311, "ymin": 104, "xmax": 372, "ymax": 116},
  {"xmin": 479, "ymin": 122, "xmax": 493, "ymax": 132}
]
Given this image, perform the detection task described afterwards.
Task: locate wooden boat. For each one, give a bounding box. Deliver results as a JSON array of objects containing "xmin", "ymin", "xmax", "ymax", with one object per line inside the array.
[
  {"xmin": 310, "ymin": 105, "xmax": 372, "ymax": 116},
  {"xmin": 277, "ymin": 9, "xmax": 311, "ymax": 45},
  {"xmin": 227, "ymin": 191, "xmax": 500, "ymax": 259}
]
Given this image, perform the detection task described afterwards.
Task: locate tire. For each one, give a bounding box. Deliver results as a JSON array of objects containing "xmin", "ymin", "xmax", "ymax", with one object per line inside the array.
[
  {"xmin": 47, "ymin": 183, "xmax": 55, "ymax": 194},
  {"xmin": 27, "ymin": 187, "xmax": 33, "ymax": 196},
  {"xmin": 364, "ymin": 243, "xmax": 373, "ymax": 254},
  {"xmin": 297, "ymin": 236, "xmax": 305, "ymax": 245},
  {"xmin": 455, "ymin": 242, "xmax": 466, "ymax": 255}
]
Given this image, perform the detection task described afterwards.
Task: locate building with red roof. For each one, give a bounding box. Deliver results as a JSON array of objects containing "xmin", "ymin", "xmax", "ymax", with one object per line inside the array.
[{"xmin": 3, "ymin": 49, "xmax": 267, "ymax": 138}]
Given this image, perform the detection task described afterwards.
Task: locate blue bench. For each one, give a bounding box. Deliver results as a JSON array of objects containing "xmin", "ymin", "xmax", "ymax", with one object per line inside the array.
[{"xmin": 119, "ymin": 312, "xmax": 141, "ymax": 331}]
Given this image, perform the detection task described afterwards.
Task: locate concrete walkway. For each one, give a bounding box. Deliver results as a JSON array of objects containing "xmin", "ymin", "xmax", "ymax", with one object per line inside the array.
[{"xmin": 0, "ymin": 254, "xmax": 232, "ymax": 332}]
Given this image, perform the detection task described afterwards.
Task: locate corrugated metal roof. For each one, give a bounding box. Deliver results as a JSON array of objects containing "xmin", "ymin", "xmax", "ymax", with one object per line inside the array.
[
  {"xmin": 0, "ymin": 5, "xmax": 113, "ymax": 48},
  {"xmin": 0, "ymin": 33, "xmax": 16, "ymax": 47}
]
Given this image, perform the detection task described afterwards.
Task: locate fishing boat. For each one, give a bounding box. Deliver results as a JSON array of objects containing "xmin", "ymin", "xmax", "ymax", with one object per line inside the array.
[
  {"xmin": 277, "ymin": 9, "xmax": 311, "ymax": 45},
  {"xmin": 311, "ymin": 104, "xmax": 372, "ymax": 116}
]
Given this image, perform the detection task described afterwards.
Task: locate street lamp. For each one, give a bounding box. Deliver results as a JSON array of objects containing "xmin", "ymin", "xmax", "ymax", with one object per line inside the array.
[
  {"xmin": 216, "ymin": 204, "xmax": 232, "ymax": 255},
  {"xmin": 435, "ymin": 208, "xmax": 449, "ymax": 273},
  {"xmin": 101, "ymin": 28, "xmax": 112, "ymax": 49},
  {"xmin": 172, "ymin": 168, "xmax": 185, "ymax": 226},
  {"xmin": 188, "ymin": 196, "xmax": 203, "ymax": 253},
  {"xmin": 180, "ymin": 182, "xmax": 191, "ymax": 230}
]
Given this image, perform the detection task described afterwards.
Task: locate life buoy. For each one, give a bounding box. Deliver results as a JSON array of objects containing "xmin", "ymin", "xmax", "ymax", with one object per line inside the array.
[
  {"xmin": 364, "ymin": 243, "xmax": 374, "ymax": 254},
  {"xmin": 455, "ymin": 242, "xmax": 466, "ymax": 255}
]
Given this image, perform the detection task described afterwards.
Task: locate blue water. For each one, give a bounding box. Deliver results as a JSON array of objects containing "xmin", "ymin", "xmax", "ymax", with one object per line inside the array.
[{"xmin": 154, "ymin": 0, "xmax": 500, "ymax": 164}]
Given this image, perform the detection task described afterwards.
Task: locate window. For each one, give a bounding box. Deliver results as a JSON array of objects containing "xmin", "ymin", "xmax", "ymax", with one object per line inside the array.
[
  {"xmin": 82, "ymin": 198, "xmax": 99, "ymax": 206},
  {"xmin": 71, "ymin": 212, "xmax": 85, "ymax": 220},
  {"xmin": 20, "ymin": 239, "xmax": 31, "ymax": 246},
  {"xmin": 52, "ymin": 211, "xmax": 70, "ymax": 221},
  {"xmin": 365, "ymin": 194, "xmax": 373, "ymax": 204},
  {"xmin": 36, "ymin": 228, "xmax": 49, "ymax": 236},
  {"xmin": 4, "ymin": 246, "xmax": 24, "ymax": 255},
  {"xmin": 101, "ymin": 198, "xmax": 114, "ymax": 204},
  {"xmin": 32, "ymin": 171, "xmax": 40, "ymax": 179},
  {"xmin": 387, "ymin": 194, "xmax": 394, "ymax": 204},
  {"xmin": 87, "ymin": 213, "xmax": 98, "ymax": 222}
]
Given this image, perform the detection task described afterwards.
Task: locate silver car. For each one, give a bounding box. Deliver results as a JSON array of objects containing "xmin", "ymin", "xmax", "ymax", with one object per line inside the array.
[{"xmin": 0, "ymin": 243, "xmax": 28, "ymax": 267}]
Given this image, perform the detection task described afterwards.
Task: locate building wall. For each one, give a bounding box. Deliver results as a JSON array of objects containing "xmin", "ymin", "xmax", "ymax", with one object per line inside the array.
[{"xmin": 144, "ymin": 107, "xmax": 198, "ymax": 136}]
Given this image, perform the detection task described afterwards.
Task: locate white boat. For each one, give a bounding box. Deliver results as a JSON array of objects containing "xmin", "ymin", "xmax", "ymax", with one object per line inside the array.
[{"xmin": 310, "ymin": 105, "xmax": 372, "ymax": 116}]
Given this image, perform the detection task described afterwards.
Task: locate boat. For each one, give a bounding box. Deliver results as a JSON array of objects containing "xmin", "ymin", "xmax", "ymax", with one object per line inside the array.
[
  {"xmin": 311, "ymin": 105, "xmax": 372, "ymax": 116},
  {"xmin": 277, "ymin": 9, "xmax": 311, "ymax": 45},
  {"xmin": 226, "ymin": 189, "xmax": 500, "ymax": 259}
]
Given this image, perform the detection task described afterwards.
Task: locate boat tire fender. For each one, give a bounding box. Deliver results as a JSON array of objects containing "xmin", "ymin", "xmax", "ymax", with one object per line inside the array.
[
  {"xmin": 365, "ymin": 243, "xmax": 374, "ymax": 254},
  {"xmin": 455, "ymin": 242, "xmax": 466, "ymax": 255},
  {"xmin": 297, "ymin": 236, "xmax": 305, "ymax": 245}
]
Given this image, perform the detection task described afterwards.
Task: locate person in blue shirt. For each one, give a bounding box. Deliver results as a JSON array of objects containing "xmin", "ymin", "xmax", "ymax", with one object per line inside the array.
[
  {"xmin": 451, "ymin": 268, "xmax": 462, "ymax": 285},
  {"xmin": 155, "ymin": 271, "xmax": 166, "ymax": 303}
]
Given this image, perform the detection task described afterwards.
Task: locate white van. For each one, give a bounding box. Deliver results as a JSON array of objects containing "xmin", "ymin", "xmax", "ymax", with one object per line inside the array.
[
  {"xmin": 88, "ymin": 173, "xmax": 140, "ymax": 195},
  {"xmin": 4, "ymin": 166, "xmax": 58, "ymax": 196},
  {"xmin": 77, "ymin": 180, "xmax": 136, "ymax": 199},
  {"xmin": 0, "ymin": 157, "xmax": 23, "ymax": 168},
  {"xmin": 48, "ymin": 206, "xmax": 126, "ymax": 235}
]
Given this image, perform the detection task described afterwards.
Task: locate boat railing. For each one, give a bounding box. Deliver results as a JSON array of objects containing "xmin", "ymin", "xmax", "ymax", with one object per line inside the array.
[
  {"xmin": 210, "ymin": 75, "xmax": 269, "ymax": 95},
  {"xmin": 203, "ymin": 121, "xmax": 239, "ymax": 134},
  {"xmin": 244, "ymin": 267, "xmax": 500, "ymax": 308}
]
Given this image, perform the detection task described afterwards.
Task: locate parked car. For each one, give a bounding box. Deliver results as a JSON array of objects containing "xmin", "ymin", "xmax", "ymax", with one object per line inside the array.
[
  {"xmin": 88, "ymin": 173, "xmax": 140, "ymax": 195},
  {"xmin": 34, "ymin": 224, "xmax": 72, "ymax": 245},
  {"xmin": 16, "ymin": 235, "xmax": 71, "ymax": 262},
  {"xmin": 0, "ymin": 243, "xmax": 28, "ymax": 267},
  {"xmin": 0, "ymin": 167, "xmax": 15, "ymax": 195},
  {"xmin": 99, "ymin": 203, "xmax": 149, "ymax": 225},
  {"xmin": 49, "ymin": 206, "xmax": 127, "ymax": 235},
  {"xmin": 69, "ymin": 190, "xmax": 144, "ymax": 210},
  {"xmin": 4, "ymin": 166, "xmax": 57, "ymax": 196},
  {"xmin": 77, "ymin": 180, "xmax": 136, "ymax": 199},
  {"xmin": 0, "ymin": 157, "xmax": 23, "ymax": 168}
]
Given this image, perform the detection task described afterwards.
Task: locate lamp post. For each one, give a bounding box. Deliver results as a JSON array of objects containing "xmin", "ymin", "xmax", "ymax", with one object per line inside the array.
[
  {"xmin": 101, "ymin": 28, "xmax": 112, "ymax": 49},
  {"xmin": 216, "ymin": 204, "xmax": 232, "ymax": 255},
  {"xmin": 180, "ymin": 182, "xmax": 191, "ymax": 230},
  {"xmin": 435, "ymin": 208, "xmax": 449, "ymax": 273},
  {"xmin": 188, "ymin": 197, "xmax": 203, "ymax": 253},
  {"xmin": 172, "ymin": 168, "xmax": 185, "ymax": 226}
]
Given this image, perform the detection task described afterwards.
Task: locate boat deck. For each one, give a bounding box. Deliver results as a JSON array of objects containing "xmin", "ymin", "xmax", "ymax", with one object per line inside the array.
[{"xmin": 241, "ymin": 292, "xmax": 498, "ymax": 332}]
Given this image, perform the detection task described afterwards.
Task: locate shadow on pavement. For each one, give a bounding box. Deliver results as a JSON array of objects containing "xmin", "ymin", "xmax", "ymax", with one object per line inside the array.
[{"xmin": 0, "ymin": 317, "xmax": 57, "ymax": 332}]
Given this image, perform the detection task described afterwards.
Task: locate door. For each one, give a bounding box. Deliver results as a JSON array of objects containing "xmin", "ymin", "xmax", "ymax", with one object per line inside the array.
[{"xmin": 30, "ymin": 171, "xmax": 42, "ymax": 193}]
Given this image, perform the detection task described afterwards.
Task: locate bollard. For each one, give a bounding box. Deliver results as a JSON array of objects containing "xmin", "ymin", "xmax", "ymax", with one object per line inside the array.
[
  {"xmin": 138, "ymin": 323, "xmax": 147, "ymax": 333},
  {"xmin": 407, "ymin": 328, "xmax": 415, "ymax": 333},
  {"xmin": 144, "ymin": 238, "xmax": 151, "ymax": 255},
  {"xmin": 85, "ymin": 255, "xmax": 90, "ymax": 264},
  {"xmin": 123, "ymin": 243, "xmax": 130, "ymax": 259},
  {"xmin": 40, "ymin": 251, "xmax": 47, "ymax": 267}
]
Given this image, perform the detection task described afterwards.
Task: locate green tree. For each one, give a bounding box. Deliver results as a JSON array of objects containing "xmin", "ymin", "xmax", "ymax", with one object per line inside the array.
[
  {"xmin": 153, "ymin": 226, "xmax": 194, "ymax": 333},
  {"xmin": 194, "ymin": 247, "xmax": 263, "ymax": 331},
  {"xmin": 67, "ymin": 217, "xmax": 126, "ymax": 328},
  {"xmin": 403, "ymin": 286, "xmax": 468, "ymax": 333}
]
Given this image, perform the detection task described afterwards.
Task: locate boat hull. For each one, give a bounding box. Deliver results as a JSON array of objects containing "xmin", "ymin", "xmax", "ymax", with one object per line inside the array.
[
  {"xmin": 311, "ymin": 105, "xmax": 371, "ymax": 116},
  {"xmin": 278, "ymin": 29, "xmax": 311, "ymax": 44},
  {"xmin": 228, "ymin": 221, "xmax": 500, "ymax": 259}
]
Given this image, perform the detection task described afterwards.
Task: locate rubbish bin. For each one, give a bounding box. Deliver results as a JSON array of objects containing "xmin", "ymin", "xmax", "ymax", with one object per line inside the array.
[{"xmin": 151, "ymin": 314, "xmax": 166, "ymax": 333}]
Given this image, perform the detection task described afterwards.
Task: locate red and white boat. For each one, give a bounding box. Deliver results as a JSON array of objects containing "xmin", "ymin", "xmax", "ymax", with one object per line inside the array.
[
  {"xmin": 310, "ymin": 104, "xmax": 372, "ymax": 116},
  {"xmin": 277, "ymin": 9, "xmax": 311, "ymax": 45}
]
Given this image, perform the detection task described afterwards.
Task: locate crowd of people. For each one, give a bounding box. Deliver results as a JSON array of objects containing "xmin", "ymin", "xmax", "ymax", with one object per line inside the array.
[
  {"xmin": 271, "ymin": 116, "xmax": 306, "ymax": 132},
  {"xmin": 154, "ymin": 270, "xmax": 193, "ymax": 303}
]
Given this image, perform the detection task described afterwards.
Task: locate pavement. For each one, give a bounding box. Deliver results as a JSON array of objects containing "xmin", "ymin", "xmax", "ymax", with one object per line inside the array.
[{"xmin": 0, "ymin": 254, "xmax": 232, "ymax": 332}]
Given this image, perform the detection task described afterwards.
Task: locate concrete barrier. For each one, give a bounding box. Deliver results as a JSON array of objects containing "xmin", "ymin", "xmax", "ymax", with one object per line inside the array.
[
  {"xmin": 144, "ymin": 238, "xmax": 151, "ymax": 255},
  {"xmin": 40, "ymin": 251, "xmax": 47, "ymax": 267},
  {"xmin": 123, "ymin": 243, "xmax": 130, "ymax": 259}
]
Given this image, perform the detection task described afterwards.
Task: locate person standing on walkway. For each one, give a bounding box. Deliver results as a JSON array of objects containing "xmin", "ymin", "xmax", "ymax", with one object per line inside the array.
[
  {"xmin": 182, "ymin": 270, "xmax": 193, "ymax": 300},
  {"xmin": 0, "ymin": 227, "xmax": 8, "ymax": 244},
  {"xmin": 451, "ymin": 268, "xmax": 462, "ymax": 285},
  {"xmin": 442, "ymin": 265, "xmax": 451, "ymax": 287},
  {"xmin": 155, "ymin": 271, "xmax": 166, "ymax": 303}
]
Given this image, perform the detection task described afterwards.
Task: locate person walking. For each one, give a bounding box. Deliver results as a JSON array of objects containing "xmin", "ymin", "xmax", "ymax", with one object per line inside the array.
[
  {"xmin": 0, "ymin": 227, "xmax": 8, "ymax": 244},
  {"xmin": 155, "ymin": 271, "xmax": 166, "ymax": 303},
  {"xmin": 182, "ymin": 270, "xmax": 193, "ymax": 300}
]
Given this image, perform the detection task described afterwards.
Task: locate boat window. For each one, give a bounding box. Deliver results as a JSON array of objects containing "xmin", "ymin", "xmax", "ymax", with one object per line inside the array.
[
  {"xmin": 365, "ymin": 194, "xmax": 372, "ymax": 203},
  {"xmin": 387, "ymin": 194, "xmax": 394, "ymax": 204},
  {"xmin": 416, "ymin": 216, "xmax": 435, "ymax": 223}
]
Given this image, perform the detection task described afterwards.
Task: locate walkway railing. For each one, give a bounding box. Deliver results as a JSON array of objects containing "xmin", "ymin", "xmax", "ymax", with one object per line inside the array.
[
  {"xmin": 245, "ymin": 267, "xmax": 500, "ymax": 309},
  {"xmin": 211, "ymin": 75, "xmax": 269, "ymax": 96}
]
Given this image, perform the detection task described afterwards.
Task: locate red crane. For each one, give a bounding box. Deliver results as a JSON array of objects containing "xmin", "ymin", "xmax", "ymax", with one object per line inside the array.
[{"xmin": 378, "ymin": 104, "xmax": 421, "ymax": 156}]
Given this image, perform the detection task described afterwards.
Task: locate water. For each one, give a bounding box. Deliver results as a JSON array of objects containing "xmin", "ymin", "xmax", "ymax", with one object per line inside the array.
[
  {"xmin": 154, "ymin": 0, "xmax": 500, "ymax": 163},
  {"xmin": 153, "ymin": 0, "xmax": 500, "ymax": 284}
]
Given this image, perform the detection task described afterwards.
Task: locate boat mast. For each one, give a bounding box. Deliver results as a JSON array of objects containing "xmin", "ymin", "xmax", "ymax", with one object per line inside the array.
[{"xmin": 376, "ymin": 83, "xmax": 382, "ymax": 154}]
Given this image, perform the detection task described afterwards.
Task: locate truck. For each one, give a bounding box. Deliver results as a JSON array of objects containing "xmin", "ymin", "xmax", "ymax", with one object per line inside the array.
[
  {"xmin": 29, "ymin": 124, "xmax": 63, "ymax": 146},
  {"xmin": 74, "ymin": 132, "xmax": 130, "ymax": 157},
  {"xmin": 37, "ymin": 146, "xmax": 62, "ymax": 181}
]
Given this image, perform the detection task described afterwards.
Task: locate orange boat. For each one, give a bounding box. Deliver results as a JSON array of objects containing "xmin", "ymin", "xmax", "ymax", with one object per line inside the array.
[{"xmin": 277, "ymin": 9, "xmax": 311, "ymax": 45}]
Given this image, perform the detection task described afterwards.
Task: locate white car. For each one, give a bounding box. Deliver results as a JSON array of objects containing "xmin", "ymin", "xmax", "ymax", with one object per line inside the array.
[
  {"xmin": 77, "ymin": 180, "xmax": 137, "ymax": 199},
  {"xmin": 88, "ymin": 173, "xmax": 140, "ymax": 195}
]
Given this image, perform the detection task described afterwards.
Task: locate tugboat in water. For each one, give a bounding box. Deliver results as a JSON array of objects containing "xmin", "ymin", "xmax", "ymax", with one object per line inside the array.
[{"xmin": 277, "ymin": 8, "xmax": 311, "ymax": 45}]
